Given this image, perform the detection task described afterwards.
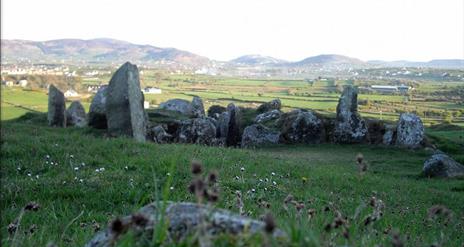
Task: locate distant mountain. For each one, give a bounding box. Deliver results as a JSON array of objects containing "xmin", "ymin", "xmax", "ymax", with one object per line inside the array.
[
  {"xmin": 1, "ymin": 38, "xmax": 210, "ymax": 68},
  {"xmin": 367, "ymin": 59, "xmax": 464, "ymax": 69},
  {"xmin": 293, "ymin": 54, "xmax": 366, "ymax": 67},
  {"xmin": 229, "ymin": 54, "xmax": 287, "ymax": 66}
]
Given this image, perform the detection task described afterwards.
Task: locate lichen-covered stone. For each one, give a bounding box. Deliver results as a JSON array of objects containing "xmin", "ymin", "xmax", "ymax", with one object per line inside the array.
[
  {"xmin": 106, "ymin": 62, "xmax": 146, "ymax": 142},
  {"xmin": 241, "ymin": 124, "xmax": 280, "ymax": 148},
  {"xmin": 151, "ymin": 125, "xmax": 172, "ymax": 144},
  {"xmin": 85, "ymin": 202, "xmax": 285, "ymax": 247},
  {"xmin": 333, "ymin": 86, "xmax": 368, "ymax": 144},
  {"xmin": 47, "ymin": 85, "xmax": 66, "ymax": 127},
  {"xmin": 395, "ymin": 113, "xmax": 424, "ymax": 148},
  {"xmin": 178, "ymin": 118, "xmax": 217, "ymax": 145},
  {"xmin": 88, "ymin": 86, "xmax": 108, "ymax": 129},
  {"xmin": 66, "ymin": 101, "xmax": 87, "ymax": 127},
  {"xmin": 218, "ymin": 103, "xmax": 242, "ymax": 146},
  {"xmin": 278, "ymin": 109, "xmax": 325, "ymax": 144},
  {"xmin": 423, "ymin": 153, "xmax": 464, "ymax": 178},
  {"xmin": 255, "ymin": 109, "xmax": 281, "ymax": 124}
]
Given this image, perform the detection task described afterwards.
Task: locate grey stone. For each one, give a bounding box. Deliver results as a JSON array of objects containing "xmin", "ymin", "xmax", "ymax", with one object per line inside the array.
[
  {"xmin": 395, "ymin": 113, "xmax": 424, "ymax": 148},
  {"xmin": 152, "ymin": 125, "xmax": 172, "ymax": 144},
  {"xmin": 191, "ymin": 96, "xmax": 205, "ymax": 117},
  {"xmin": 106, "ymin": 62, "xmax": 146, "ymax": 142},
  {"xmin": 254, "ymin": 109, "xmax": 281, "ymax": 124},
  {"xmin": 257, "ymin": 98, "xmax": 281, "ymax": 113},
  {"xmin": 85, "ymin": 202, "xmax": 285, "ymax": 247},
  {"xmin": 159, "ymin": 96, "xmax": 204, "ymax": 118},
  {"xmin": 47, "ymin": 85, "xmax": 66, "ymax": 127},
  {"xmin": 66, "ymin": 101, "xmax": 87, "ymax": 127},
  {"xmin": 423, "ymin": 153, "xmax": 464, "ymax": 178},
  {"xmin": 382, "ymin": 124, "xmax": 397, "ymax": 145},
  {"xmin": 333, "ymin": 86, "xmax": 368, "ymax": 144},
  {"xmin": 88, "ymin": 86, "xmax": 108, "ymax": 129},
  {"xmin": 178, "ymin": 118, "xmax": 217, "ymax": 145},
  {"xmin": 241, "ymin": 124, "xmax": 280, "ymax": 148},
  {"xmin": 218, "ymin": 103, "xmax": 242, "ymax": 146},
  {"xmin": 278, "ymin": 109, "xmax": 325, "ymax": 144}
]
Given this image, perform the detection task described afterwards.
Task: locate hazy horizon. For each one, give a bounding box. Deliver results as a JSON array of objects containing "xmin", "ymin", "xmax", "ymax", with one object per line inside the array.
[{"xmin": 2, "ymin": 0, "xmax": 463, "ymax": 62}]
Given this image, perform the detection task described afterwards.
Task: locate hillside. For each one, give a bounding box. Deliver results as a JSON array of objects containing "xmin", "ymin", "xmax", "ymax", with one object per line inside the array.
[
  {"xmin": 1, "ymin": 38, "xmax": 211, "ymax": 68},
  {"xmin": 292, "ymin": 54, "xmax": 366, "ymax": 68},
  {"xmin": 229, "ymin": 54, "xmax": 287, "ymax": 66}
]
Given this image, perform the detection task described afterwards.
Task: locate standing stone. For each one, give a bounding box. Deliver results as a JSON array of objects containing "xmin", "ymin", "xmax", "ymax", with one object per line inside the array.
[
  {"xmin": 159, "ymin": 99, "xmax": 194, "ymax": 116},
  {"xmin": 241, "ymin": 124, "xmax": 280, "ymax": 148},
  {"xmin": 278, "ymin": 109, "xmax": 325, "ymax": 144},
  {"xmin": 333, "ymin": 86, "xmax": 368, "ymax": 143},
  {"xmin": 257, "ymin": 98, "xmax": 281, "ymax": 113},
  {"xmin": 218, "ymin": 103, "xmax": 242, "ymax": 147},
  {"xmin": 106, "ymin": 62, "xmax": 146, "ymax": 142},
  {"xmin": 382, "ymin": 124, "xmax": 397, "ymax": 145},
  {"xmin": 423, "ymin": 153, "xmax": 464, "ymax": 178},
  {"xmin": 47, "ymin": 85, "xmax": 66, "ymax": 127},
  {"xmin": 66, "ymin": 101, "xmax": 87, "ymax": 127},
  {"xmin": 191, "ymin": 96, "xmax": 205, "ymax": 117},
  {"xmin": 88, "ymin": 86, "xmax": 108, "ymax": 129},
  {"xmin": 395, "ymin": 113, "xmax": 424, "ymax": 148}
]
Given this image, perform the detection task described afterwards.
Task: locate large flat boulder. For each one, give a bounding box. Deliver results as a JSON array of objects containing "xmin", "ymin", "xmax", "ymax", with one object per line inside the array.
[
  {"xmin": 159, "ymin": 96, "xmax": 205, "ymax": 118},
  {"xmin": 278, "ymin": 109, "xmax": 325, "ymax": 144},
  {"xmin": 85, "ymin": 202, "xmax": 285, "ymax": 247},
  {"xmin": 218, "ymin": 103, "xmax": 242, "ymax": 147},
  {"xmin": 395, "ymin": 113, "xmax": 424, "ymax": 148},
  {"xmin": 255, "ymin": 109, "xmax": 281, "ymax": 124},
  {"xmin": 66, "ymin": 101, "xmax": 87, "ymax": 127},
  {"xmin": 106, "ymin": 62, "xmax": 146, "ymax": 142},
  {"xmin": 241, "ymin": 124, "xmax": 280, "ymax": 148},
  {"xmin": 333, "ymin": 86, "xmax": 368, "ymax": 144},
  {"xmin": 423, "ymin": 153, "xmax": 464, "ymax": 178},
  {"xmin": 88, "ymin": 86, "xmax": 108, "ymax": 129},
  {"xmin": 47, "ymin": 85, "xmax": 66, "ymax": 127}
]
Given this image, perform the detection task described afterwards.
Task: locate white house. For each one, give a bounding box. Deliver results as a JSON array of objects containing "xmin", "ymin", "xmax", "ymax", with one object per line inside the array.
[
  {"xmin": 143, "ymin": 87, "xmax": 162, "ymax": 94},
  {"xmin": 64, "ymin": 89, "xmax": 79, "ymax": 97},
  {"xmin": 18, "ymin": 79, "xmax": 28, "ymax": 87}
]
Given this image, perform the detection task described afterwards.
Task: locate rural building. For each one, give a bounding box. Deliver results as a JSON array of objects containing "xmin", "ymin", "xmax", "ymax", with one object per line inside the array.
[
  {"xmin": 143, "ymin": 101, "xmax": 150, "ymax": 109},
  {"xmin": 143, "ymin": 87, "xmax": 162, "ymax": 94},
  {"xmin": 18, "ymin": 79, "xmax": 28, "ymax": 87},
  {"xmin": 370, "ymin": 85, "xmax": 411, "ymax": 94}
]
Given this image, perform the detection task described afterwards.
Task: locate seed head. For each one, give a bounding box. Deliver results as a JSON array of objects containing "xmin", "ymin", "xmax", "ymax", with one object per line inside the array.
[
  {"xmin": 263, "ymin": 213, "xmax": 276, "ymax": 234},
  {"xmin": 191, "ymin": 160, "xmax": 203, "ymax": 175}
]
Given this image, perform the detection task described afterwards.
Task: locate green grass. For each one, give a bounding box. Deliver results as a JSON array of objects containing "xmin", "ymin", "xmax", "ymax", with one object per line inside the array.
[{"xmin": 1, "ymin": 116, "xmax": 464, "ymax": 246}]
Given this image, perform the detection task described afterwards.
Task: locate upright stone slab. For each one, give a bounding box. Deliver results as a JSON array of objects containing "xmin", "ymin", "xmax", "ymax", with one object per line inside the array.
[
  {"xmin": 66, "ymin": 101, "xmax": 87, "ymax": 127},
  {"xmin": 88, "ymin": 86, "xmax": 108, "ymax": 129},
  {"xmin": 218, "ymin": 103, "xmax": 242, "ymax": 147},
  {"xmin": 106, "ymin": 62, "xmax": 146, "ymax": 142},
  {"xmin": 395, "ymin": 113, "xmax": 424, "ymax": 148},
  {"xmin": 333, "ymin": 86, "xmax": 368, "ymax": 143},
  {"xmin": 191, "ymin": 96, "xmax": 205, "ymax": 117},
  {"xmin": 47, "ymin": 85, "xmax": 66, "ymax": 127}
]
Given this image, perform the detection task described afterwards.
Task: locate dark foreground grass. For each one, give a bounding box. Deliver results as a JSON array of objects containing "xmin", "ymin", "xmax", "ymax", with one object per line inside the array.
[{"xmin": 1, "ymin": 117, "xmax": 464, "ymax": 246}]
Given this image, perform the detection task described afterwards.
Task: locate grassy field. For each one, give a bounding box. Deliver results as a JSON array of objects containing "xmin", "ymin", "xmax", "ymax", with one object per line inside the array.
[{"xmin": 1, "ymin": 115, "xmax": 463, "ymax": 246}]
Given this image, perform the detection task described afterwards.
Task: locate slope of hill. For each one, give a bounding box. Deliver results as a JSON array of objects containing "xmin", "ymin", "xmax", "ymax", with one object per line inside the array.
[
  {"xmin": 292, "ymin": 54, "xmax": 366, "ymax": 67},
  {"xmin": 1, "ymin": 38, "xmax": 210, "ymax": 68},
  {"xmin": 229, "ymin": 54, "xmax": 287, "ymax": 66},
  {"xmin": 367, "ymin": 59, "xmax": 464, "ymax": 69}
]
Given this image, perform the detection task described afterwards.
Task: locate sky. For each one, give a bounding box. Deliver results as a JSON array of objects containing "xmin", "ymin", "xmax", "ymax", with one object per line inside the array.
[{"xmin": 1, "ymin": 0, "xmax": 463, "ymax": 62}]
